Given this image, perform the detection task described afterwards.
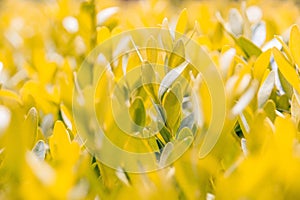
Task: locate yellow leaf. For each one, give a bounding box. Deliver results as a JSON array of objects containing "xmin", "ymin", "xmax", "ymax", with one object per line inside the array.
[
  {"xmin": 253, "ymin": 49, "xmax": 271, "ymax": 81},
  {"xmin": 0, "ymin": 89, "xmax": 22, "ymax": 105},
  {"xmin": 273, "ymin": 47, "xmax": 300, "ymax": 94},
  {"xmin": 290, "ymin": 25, "xmax": 300, "ymax": 70},
  {"xmin": 146, "ymin": 36, "xmax": 158, "ymax": 64},
  {"xmin": 49, "ymin": 121, "xmax": 79, "ymax": 164},
  {"xmin": 97, "ymin": 26, "xmax": 110, "ymax": 44},
  {"xmin": 274, "ymin": 35, "xmax": 293, "ymax": 63},
  {"xmin": 175, "ymin": 8, "xmax": 188, "ymax": 35}
]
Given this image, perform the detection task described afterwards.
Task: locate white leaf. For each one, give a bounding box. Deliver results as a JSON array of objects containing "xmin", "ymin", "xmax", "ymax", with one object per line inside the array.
[
  {"xmin": 0, "ymin": 105, "xmax": 10, "ymax": 136},
  {"xmin": 251, "ymin": 22, "xmax": 266, "ymax": 47},
  {"xmin": 32, "ymin": 140, "xmax": 47, "ymax": 160},
  {"xmin": 62, "ymin": 16, "xmax": 78, "ymax": 33},
  {"xmin": 96, "ymin": 7, "xmax": 119, "ymax": 25},
  {"xmin": 159, "ymin": 142, "xmax": 174, "ymax": 167},
  {"xmin": 241, "ymin": 138, "xmax": 248, "ymax": 156},
  {"xmin": 158, "ymin": 61, "xmax": 188, "ymax": 100},
  {"xmin": 257, "ymin": 70, "xmax": 275, "ymax": 108},
  {"xmin": 26, "ymin": 151, "xmax": 55, "ymax": 186},
  {"xmin": 246, "ymin": 6, "xmax": 262, "ymax": 23},
  {"xmin": 220, "ymin": 48, "xmax": 236, "ymax": 79},
  {"xmin": 262, "ymin": 38, "xmax": 282, "ymax": 52},
  {"xmin": 228, "ymin": 8, "xmax": 243, "ymax": 36},
  {"xmin": 231, "ymin": 80, "xmax": 259, "ymax": 117}
]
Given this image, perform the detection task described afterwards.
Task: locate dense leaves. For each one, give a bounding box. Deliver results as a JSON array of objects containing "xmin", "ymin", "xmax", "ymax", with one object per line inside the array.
[{"xmin": 0, "ymin": 0, "xmax": 300, "ymax": 199}]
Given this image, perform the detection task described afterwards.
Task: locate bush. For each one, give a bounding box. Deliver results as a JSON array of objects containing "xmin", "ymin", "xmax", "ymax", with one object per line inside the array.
[{"xmin": 0, "ymin": 0, "xmax": 300, "ymax": 199}]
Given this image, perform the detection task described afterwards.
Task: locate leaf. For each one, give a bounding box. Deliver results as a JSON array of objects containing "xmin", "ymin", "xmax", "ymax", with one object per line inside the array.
[
  {"xmin": 237, "ymin": 36, "xmax": 262, "ymax": 58},
  {"xmin": 23, "ymin": 107, "xmax": 38, "ymax": 149},
  {"xmin": 159, "ymin": 142, "xmax": 174, "ymax": 167},
  {"xmin": 228, "ymin": 8, "xmax": 243, "ymax": 36},
  {"xmin": 26, "ymin": 151, "xmax": 55, "ymax": 186},
  {"xmin": 290, "ymin": 24, "xmax": 300, "ymax": 70},
  {"xmin": 157, "ymin": 121, "xmax": 171, "ymax": 144},
  {"xmin": 160, "ymin": 18, "xmax": 173, "ymax": 51},
  {"xmin": 97, "ymin": 26, "xmax": 110, "ymax": 44},
  {"xmin": 231, "ymin": 80, "xmax": 259, "ymax": 117},
  {"xmin": 246, "ymin": 6, "xmax": 262, "ymax": 23},
  {"xmin": 273, "ymin": 47, "xmax": 300, "ymax": 94},
  {"xmin": 96, "ymin": 7, "xmax": 119, "ymax": 25},
  {"xmin": 253, "ymin": 49, "xmax": 271, "ymax": 81},
  {"xmin": 278, "ymin": 68, "xmax": 293, "ymax": 99},
  {"xmin": 274, "ymin": 35, "xmax": 293, "ymax": 63},
  {"xmin": 143, "ymin": 129, "xmax": 159, "ymax": 152},
  {"xmin": 129, "ymin": 97, "xmax": 146, "ymax": 127},
  {"xmin": 60, "ymin": 104, "xmax": 74, "ymax": 131},
  {"xmin": 162, "ymin": 82, "xmax": 182, "ymax": 135},
  {"xmin": 238, "ymin": 108, "xmax": 253, "ymax": 135},
  {"xmin": 166, "ymin": 136, "xmax": 193, "ymax": 165},
  {"xmin": 263, "ymin": 100, "xmax": 276, "ymax": 122},
  {"xmin": 168, "ymin": 39, "xmax": 185, "ymax": 68},
  {"xmin": 291, "ymin": 94, "xmax": 300, "ymax": 123},
  {"xmin": 251, "ymin": 22, "xmax": 266, "ymax": 47},
  {"xmin": 146, "ymin": 36, "xmax": 158, "ymax": 64},
  {"xmin": 220, "ymin": 48, "xmax": 236, "ymax": 79},
  {"xmin": 41, "ymin": 114, "xmax": 54, "ymax": 137},
  {"xmin": 0, "ymin": 88, "xmax": 22, "ymax": 107},
  {"xmin": 141, "ymin": 61, "xmax": 159, "ymax": 102},
  {"xmin": 175, "ymin": 8, "xmax": 188, "ymax": 35},
  {"xmin": 176, "ymin": 127, "xmax": 193, "ymax": 141},
  {"xmin": 49, "ymin": 121, "xmax": 80, "ymax": 164},
  {"xmin": 0, "ymin": 105, "xmax": 11, "ymax": 136},
  {"xmin": 277, "ymin": 94, "xmax": 289, "ymax": 111},
  {"xmin": 257, "ymin": 70, "xmax": 275, "ymax": 108},
  {"xmin": 158, "ymin": 61, "xmax": 188, "ymax": 100},
  {"xmin": 32, "ymin": 140, "xmax": 47, "ymax": 160},
  {"xmin": 178, "ymin": 114, "xmax": 194, "ymax": 133}
]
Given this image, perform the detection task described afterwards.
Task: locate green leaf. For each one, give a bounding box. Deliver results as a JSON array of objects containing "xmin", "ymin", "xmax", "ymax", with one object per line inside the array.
[
  {"xmin": 129, "ymin": 97, "xmax": 146, "ymax": 127},
  {"xmin": 157, "ymin": 121, "xmax": 171, "ymax": 144},
  {"xmin": 277, "ymin": 94, "xmax": 289, "ymax": 112},
  {"xmin": 263, "ymin": 100, "xmax": 276, "ymax": 122},
  {"xmin": 237, "ymin": 36, "xmax": 262, "ymax": 58},
  {"xmin": 162, "ymin": 82, "xmax": 182, "ymax": 136}
]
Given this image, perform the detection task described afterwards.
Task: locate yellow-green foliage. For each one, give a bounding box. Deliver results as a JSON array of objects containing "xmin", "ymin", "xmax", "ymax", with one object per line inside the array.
[{"xmin": 0, "ymin": 0, "xmax": 300, "ymax": 199}]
